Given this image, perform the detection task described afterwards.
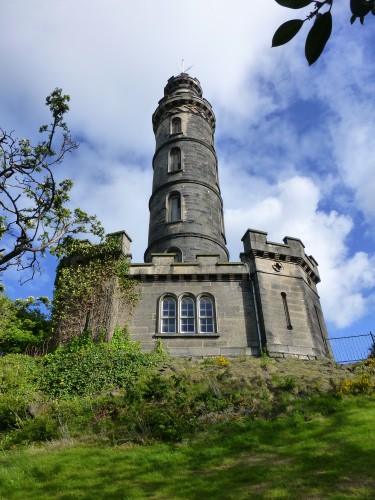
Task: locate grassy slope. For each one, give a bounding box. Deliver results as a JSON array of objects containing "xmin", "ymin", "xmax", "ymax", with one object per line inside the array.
[
  {"xmin": 0, "ymin": 396, "xmax": 374, "ymax": 499},
  {"xmin": 0, "ymin": 356, "xmax": 374, "ymax": 499}
]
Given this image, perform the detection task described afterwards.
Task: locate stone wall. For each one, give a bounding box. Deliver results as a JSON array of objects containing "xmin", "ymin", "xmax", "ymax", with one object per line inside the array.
[
  {"xmin": 241, "ymin": 229, "xmax": 332, "ymax": 359},
  {"xmin": 120, "ymin": 254, "xmax": 260, "ymax": 356}
]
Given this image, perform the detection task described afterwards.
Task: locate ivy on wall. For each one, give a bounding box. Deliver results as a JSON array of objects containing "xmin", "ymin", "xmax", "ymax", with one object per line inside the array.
[{"xmin": 52, "ymin": 235, "xmax": 140, "ymax": 344}]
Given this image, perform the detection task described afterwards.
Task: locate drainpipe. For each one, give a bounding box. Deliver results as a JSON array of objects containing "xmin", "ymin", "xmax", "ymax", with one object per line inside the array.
[{"xmin": 245, "ymin": 262, "xmax": 263, "ymax": 354}]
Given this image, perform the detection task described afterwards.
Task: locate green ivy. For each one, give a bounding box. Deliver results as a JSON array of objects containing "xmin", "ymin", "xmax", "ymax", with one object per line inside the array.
[{"xmin": 52, "ymin": 235, "xmax": 140, "ymax": 328}]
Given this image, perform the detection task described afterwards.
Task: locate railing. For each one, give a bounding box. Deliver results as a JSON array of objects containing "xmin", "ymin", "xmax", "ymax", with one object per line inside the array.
[{"xmin": 329, "ymin": 332, "xmax": 375, "ymax": 363}]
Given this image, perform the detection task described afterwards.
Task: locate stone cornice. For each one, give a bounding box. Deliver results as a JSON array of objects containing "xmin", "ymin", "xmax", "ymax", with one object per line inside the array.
[
  {"xmin": 153, "ymin": 95, "xmax": 215, "ymax": 132},
  {"xmin": 242, "ymin": 249, "xmax": 320, "ymax": 284},
  {"xmin": 145, "ymin": 232, "xmax": 229, "ymax": 261}
]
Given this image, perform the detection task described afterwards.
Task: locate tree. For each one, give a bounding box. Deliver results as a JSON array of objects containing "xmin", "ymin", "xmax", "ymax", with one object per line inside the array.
[
  {"xmin": 0, "ymin": 88, "xmax": 103, "ymax": 281},
  {"xmin": 272, "ymin": 0, "xmax": 375, "ymax": 65},
  {"xmin": 0, "ymin": 292, "xmax": 51, "ymax": 354}
]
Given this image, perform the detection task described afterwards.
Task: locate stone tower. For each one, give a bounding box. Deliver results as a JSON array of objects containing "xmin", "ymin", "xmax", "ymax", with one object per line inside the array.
[
  {"xmin": 53, "ymin": 73, "xmax": 332, "ymax": 360},
  {"xmin": 144, "ymin": 73, "xmax": 229, "ymax": 263}
]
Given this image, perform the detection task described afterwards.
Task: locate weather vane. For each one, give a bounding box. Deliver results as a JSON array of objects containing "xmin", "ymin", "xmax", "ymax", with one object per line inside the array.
[{"xmin": 178, "ymin": 59, "xmax": 194, "ymax": 74}]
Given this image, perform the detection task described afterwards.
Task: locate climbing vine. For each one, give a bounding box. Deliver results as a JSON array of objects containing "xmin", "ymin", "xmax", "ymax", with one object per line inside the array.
[{"xmin": 52, "ymin": 235, "xmax": 140, "ymax": 342}]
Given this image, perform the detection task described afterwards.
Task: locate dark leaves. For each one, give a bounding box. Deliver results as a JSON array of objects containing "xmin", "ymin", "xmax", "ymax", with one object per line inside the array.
[
  {"xmin": 273, "ymin": 0, "xmax": 375, "ymax": 64},
  {"xmin": 350, "ymin": 0, "xmax": 372, "ymax": 24},
  {"xmin": 350, "ymin": 0, "xmax": 372, "ymax": 17},
  {"xmin": 272, "ymin": 19, "xmax": 304, "ymax": 47},
  {"xmin": 275, "ymin": 0, "xmax": 313, "ymax": 8},
  {"xmin": 305, "ymin": 11, "xmax": 332, "ymax": 65}
]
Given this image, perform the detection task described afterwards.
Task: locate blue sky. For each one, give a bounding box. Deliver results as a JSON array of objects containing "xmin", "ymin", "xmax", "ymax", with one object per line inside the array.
[{"xmin": 1, "ymin": 0, "xmax": 374, "ymax": 339}]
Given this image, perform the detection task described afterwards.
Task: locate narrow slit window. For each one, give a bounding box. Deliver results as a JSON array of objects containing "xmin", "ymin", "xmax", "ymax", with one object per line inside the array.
[{"xmin": 281, "ymin": 292, "xmax": 293, "ymax": 330}]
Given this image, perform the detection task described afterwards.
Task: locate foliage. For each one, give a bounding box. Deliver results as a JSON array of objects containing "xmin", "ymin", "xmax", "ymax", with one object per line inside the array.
[
  {"xmin": 1, "ymin": 396, "xmax": 375, "ymax": 498},
  {"xmin": 272, "ymin": 0, "xmax": 375, "ymax": 65},
  {"xmin": 215, "ymin": 355, "xmax": 230, "ymax": 367},
  {"xmin": 339, "ymin": 373, "xmax": 375, "ymax": 394},
  {"xmin": 52, "ymin": 236, "xmax": 140, "ymax": 334},
  {"xmin": 1, "ymin": 355, "xmax": 374, "ymax": 450},
  {"xmin": 0, "ymin": 292, "xmax": 51, "ymax": 354},
  {"xmin": 0, "ymin": 88, "xmax": 103, "ymax": 280},
  {"xmin": 4, "ymin": 416, "xmax": 59, "ymax": 448},
  {"xmin": 38, "ymin": 327, "xmax": 163, "ymax": 399},
  {"xmin": 0, "ymin": 354, "xmax": 39, "ymax": 432},
  {"xmin": 202, "ymin": 355, "xmax": 231, "ymax": 367}
]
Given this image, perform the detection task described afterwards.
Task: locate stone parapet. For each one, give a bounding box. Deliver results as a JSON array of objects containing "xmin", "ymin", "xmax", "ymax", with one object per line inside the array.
[
  {"xmin": 241, "ymin": 229, "xmax": 320, "ymax": 283},
  {"xmin": 130, "ymin": 254, "xmax": 248, "ymax": 280}
]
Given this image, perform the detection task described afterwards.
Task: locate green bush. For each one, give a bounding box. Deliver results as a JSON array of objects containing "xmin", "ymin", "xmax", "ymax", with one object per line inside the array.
[
  {"xmin": 38, "ymin": 328, "xmax": 165, "ymax": 398},
  {"xmin": 0, "ymin": 354, "xmax": 38, "ymax": 395},
  {"xmin": 4, "ymin": 415, "xmax": 59, "ymax": 447}
]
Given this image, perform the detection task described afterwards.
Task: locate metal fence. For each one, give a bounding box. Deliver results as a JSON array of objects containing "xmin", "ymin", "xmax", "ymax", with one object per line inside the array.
[{"xmin": 329, "ymin": 332, "xmax": 375, "ymax": 363}]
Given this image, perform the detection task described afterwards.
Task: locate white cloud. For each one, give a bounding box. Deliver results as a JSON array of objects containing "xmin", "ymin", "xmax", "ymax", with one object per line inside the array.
[{"xmin": 225, "ymin": 175, "xmax": 375, "ymax": 328}]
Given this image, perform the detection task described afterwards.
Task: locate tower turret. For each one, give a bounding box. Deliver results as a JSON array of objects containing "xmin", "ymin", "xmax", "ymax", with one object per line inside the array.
[{"xmin": 144, "ymin": 74, "xmax": 229, "ymax": 262}]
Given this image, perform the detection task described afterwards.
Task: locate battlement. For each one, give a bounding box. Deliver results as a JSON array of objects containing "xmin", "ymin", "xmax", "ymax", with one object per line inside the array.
[
  {"xmin": 241, "ymin": 229, "xmax": 320, "ymax": 283},
  {"xmin": 129, "ymin": 252, "xmax": 248, "ymax": 281},
  {"xmin": 106, "ymin": 230, "xmax": 132, "ymax": 258}
]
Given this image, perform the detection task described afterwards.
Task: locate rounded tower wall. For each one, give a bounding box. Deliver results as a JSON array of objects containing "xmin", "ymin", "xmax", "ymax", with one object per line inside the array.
[
  {"xmin": 155, "ymin": 109, "xmax": 214, "ymax": 150},
  {"xmin": 146, "ymin": 74, "xmax": 228, "ymax": 263},
  {"xmin": 146, "ymin": 181, "xmax": 227, "ymax": 261},
  {"xmin": 152, "ymin": 138, "xmax": 219, "ymax": 192}
]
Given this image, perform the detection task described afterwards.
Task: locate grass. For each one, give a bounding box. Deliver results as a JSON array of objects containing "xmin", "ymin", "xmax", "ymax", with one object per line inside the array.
[{"xmin": 1, "ymin": 395, "xmax": 374, "ymax": 499}]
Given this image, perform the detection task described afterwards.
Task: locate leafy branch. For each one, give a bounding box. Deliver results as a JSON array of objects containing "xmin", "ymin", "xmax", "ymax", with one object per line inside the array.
[
  {"xmin": 0, "ymin": 88, "xmax": 104, "ymax": 281},
  {"xmin": 272, "ymin": 0, "xmax": 375, "ymax": 65}
]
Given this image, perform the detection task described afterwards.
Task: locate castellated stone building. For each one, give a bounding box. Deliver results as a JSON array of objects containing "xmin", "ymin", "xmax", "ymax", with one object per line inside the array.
[{"xmin": 56, "ymin": 73, "xmax": 332, "ymax": 359}]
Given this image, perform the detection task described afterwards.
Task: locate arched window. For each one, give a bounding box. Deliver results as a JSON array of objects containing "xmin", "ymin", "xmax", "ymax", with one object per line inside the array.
[
  {"xmin": 180, "ymin": 296, "xmax": 195, "ymax": 333},
  {"xmin": 171, "ymin": 117, "xmax": 182, "ymax": 134},
  {"xmin": 161, "ymin": 296, "xmax": 177, "ymax": 333},
  {"xmin": 199, "ymin": 296, "xmax": 215, "ymax": 333},
  {"xmin": 167, "ymin": 192, "xmax": 181, "ymax": 222},
  {"xmin": 158, "ymin": 294, "xmax": 217, "ymax": 335},
  {"xmin": 169, "ymin": 147, "xmax": 181, "ymax": 172}
]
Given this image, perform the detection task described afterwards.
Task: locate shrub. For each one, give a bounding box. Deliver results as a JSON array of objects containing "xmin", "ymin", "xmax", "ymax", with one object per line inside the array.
[
  {"xmin": 38, "ymin": 328, "xmax": 164, "ymax": 398},
  {"xmin": 4, "ymin": 416, "xmax": 59, "ymax": 448},
  {"xmin": 215, "ymin": 356, "xmax": 230, "ymax": 367},
  {"xmin": 339, "ymin": 374, "xmax": 374, "ymax": 395}
]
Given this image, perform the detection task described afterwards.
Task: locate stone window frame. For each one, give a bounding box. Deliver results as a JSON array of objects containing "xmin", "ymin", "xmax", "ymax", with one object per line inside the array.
[
  {"xmin": 170, "ymin": 116, "xmax": 182, "ymax": 135},
  {"xmin": 158, "ymin": 293, "xmax": 217, "ymax": 336},
  {"xmin": 160, "ymin": 294, "xmax": 178, "ymax": 333},
  {"xmin": 180, "ymin": 294, "xmax": 196, "ymax": 333},
  {"xmin": 168, "ymin": 147, "xmax": 182, "ymax": 173},
  {"xmin": 197, "ymin": 293, "xmax": 216, "ymax": 333},
  {"xmin": 166, "ymin": 191, "xmax": 182, "ymax": 222}
]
